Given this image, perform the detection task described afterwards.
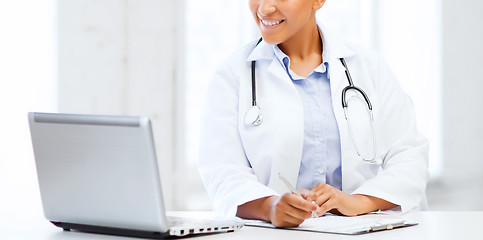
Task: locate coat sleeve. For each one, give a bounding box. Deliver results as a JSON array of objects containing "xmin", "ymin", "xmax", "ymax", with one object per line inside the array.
[
  {"xmin": 197, "ymin": 60, "xmax": 279, "ymax": 217},
  {"xmin": 350, "ymin": 53, "xmax": 430, "ymax": 212}
]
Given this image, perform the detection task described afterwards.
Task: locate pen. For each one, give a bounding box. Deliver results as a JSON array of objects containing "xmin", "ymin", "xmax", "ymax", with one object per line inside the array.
[{"xmin": 277, "ymin": 172, "xmax": 318, "ymax": 218}]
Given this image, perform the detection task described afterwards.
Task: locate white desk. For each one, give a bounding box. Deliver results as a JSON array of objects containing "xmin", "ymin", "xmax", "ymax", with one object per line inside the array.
[{"xmin": 1, "ymin": 211, "xmax": 482, "ymax": 240}]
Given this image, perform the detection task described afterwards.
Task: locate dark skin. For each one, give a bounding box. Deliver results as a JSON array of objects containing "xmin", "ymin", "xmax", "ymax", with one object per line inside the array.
[
  {"xmin": 242, "ymin": 0, "xmax": 398, "ymax": 228},
  {"xmin": 237, "ymin": 184, "xmax": 397, "ymax": 228}
]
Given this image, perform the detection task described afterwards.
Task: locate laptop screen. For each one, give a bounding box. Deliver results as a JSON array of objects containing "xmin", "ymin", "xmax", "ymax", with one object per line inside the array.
[{"xmin": 29, "ymin": 112, "xmax": 169, "ymax": 232}]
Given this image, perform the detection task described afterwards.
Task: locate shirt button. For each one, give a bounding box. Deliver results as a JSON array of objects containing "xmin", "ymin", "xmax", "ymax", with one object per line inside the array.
[
  {"xmin": 318, "ymin": 169, "xmax": 324, "ymax": 174},
  {"xmin": 319, "ymin": 136, "xmax": 324, "ymax": 142}
]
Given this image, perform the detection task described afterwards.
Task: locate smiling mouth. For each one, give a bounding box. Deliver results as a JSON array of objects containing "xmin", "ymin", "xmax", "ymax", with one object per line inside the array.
[{"xmin": 260, "ymin": 19, "xmax": 285, "ymax": 27}]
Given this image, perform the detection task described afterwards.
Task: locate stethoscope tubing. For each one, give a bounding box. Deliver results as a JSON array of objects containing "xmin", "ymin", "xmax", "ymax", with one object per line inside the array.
[
  {"xmin": 251, "ymin": 60, "xmax": 257, "ymax": 107},
  {"xmin": 340, "ymin": 58, "xmax": 373, "ymax": 111},
  {"xmin": 245, "ymin": 39, "xmax": 378, "ymax": 163}
]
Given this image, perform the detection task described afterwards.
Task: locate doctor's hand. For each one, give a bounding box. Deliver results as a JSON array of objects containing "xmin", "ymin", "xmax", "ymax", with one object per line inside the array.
[
  {"xmin": 268, "ymin": 193, "xmax": 318, "ymax": 228},
  {"xmin": 236, "ymin": 194, "xmax": 317, "ymax": 228},
  {"xmin": 300, "ymin": 184, "xmax": 398, "ymax": 217}
]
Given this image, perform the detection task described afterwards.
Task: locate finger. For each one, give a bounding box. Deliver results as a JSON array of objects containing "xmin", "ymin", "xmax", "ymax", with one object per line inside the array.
[
  {"xmin": 312, "ymin": 183, "xmax": 331, "ymax": 194},
  {"xmin": 280, "ymin": 211, "xmax": 306, "ymax": 227},
  {"xmin": 298, "ymin": 188, "xmax": 310, "ymax": 199},
  {"xmin": 317, "ymin": 198, "xmax": 337, "ymax": 216},
  {"xmin": 304, "ymin": 190, "xmax": 317, "ymax": 202},
  {"xmin": 277, "ymin": 195, "xmax": 315, "ymax": 220},
  {"xmin": 307, "ymin": 183, "xmax": 330, "ymax": 200},
  {"xmin": 286, "ymin": 194, "xmax": 317, "ymax": 213},
  {"xmin": 310, "ymin": 183, "xmax": 329, "ymax": 192},
  {"xmin": 313, "ymin": 185, "xmax": 341, "ymax": 206},
  {"xmin": 284, "ymin": 204, "xmax": 313, "ymax": 221},
  {"xmin": 278, "ymin": 193, "xmax": 312, "ymax": 211},
  {"xmin": 272, "ymin": 196, "xmax": 312, "ymax": 226},
  {"xmin": 311, "ymin": 201, "xmax": 320, "ymax": 216},
  {"xmin": 314, "ymin": 192, "xmax": 331, "ymax": 207}
]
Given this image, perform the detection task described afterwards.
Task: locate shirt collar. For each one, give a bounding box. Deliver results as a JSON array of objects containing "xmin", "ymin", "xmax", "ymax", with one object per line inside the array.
[
  {"xmin": 272, "ymin": 44, "xmax": 328, "ymax": 81},
  {"xmin": 272, "ymin": 23, "xmax": 332, "ymax": 78},
  {"xmin": 272, "ymin": 45, "xmax": 289, "ymax": 71}
]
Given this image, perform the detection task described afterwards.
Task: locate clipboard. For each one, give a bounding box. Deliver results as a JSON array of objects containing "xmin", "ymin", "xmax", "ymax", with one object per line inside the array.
[{"xmin": 244, "ymin": 214, "xmax": 418, "ymax": 235}]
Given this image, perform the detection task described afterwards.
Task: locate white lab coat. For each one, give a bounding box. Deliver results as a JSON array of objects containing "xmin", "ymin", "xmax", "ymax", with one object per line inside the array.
[{"xmin": 198, "ymin": 24, "xmax": 429, "ymax": 217}]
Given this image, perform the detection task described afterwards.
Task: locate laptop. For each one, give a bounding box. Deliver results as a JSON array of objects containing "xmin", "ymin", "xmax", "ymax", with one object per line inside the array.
[{"xmin": 28, "ymin": 112, "xmax": 244, "ymax": 238}]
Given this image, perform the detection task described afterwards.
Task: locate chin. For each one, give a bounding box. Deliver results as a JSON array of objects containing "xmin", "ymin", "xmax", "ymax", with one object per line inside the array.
[
  {"xmin": 262, "ymin": 39, "xmax": 280, "ymax": 45},
  {"xmin": 258, "ymin": 30, "xmax": 290, "ymax": 46},
  {"xmin": 259, "ymin": 35, "xmax": 283, "ymax": 45}
]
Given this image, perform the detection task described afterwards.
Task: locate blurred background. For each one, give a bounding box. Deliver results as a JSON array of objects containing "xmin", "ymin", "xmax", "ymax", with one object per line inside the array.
[{"xmin": 1, "ymin": 0, "xmax": 482, "ymax": 223}]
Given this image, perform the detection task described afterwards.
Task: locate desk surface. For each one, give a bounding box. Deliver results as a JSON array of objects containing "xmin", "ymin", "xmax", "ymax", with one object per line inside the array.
[{"xmin": 1, "ymin": 211, "xmax": 482, "ymax": 240}]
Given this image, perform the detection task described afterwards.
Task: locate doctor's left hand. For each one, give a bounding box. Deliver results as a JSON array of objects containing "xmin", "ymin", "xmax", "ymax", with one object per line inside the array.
[{"xmin": 300, "ymin": 183, "xmax": 397, "ymax": 217}]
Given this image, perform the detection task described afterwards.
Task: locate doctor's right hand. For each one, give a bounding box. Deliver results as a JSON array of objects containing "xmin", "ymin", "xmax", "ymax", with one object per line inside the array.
[{"xmin": 268, "ymin": 193, "xmax": 318, "ymax": 228}]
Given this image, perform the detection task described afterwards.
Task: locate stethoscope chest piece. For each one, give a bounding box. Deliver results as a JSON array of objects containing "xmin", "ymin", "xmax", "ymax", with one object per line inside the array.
[{"xmin": 244, "ymin": 106, "xmax": 263, "ymax": 126}]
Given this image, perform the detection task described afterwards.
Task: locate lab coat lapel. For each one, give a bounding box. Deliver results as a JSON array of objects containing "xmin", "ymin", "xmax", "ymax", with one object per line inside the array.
[
  {"xmin": 266, "ymin": 58, "xmax": 303, "ymax": 193},
  {"xmin": 247, "ymin": 40, "xmax": 303, "ymax": 192},
  {"xmin": 266, "ymin": 58, "xmax": 292, "ymax": 86},
  {"xmin": 322, "ymin": 24, "xmax": 359, "ymax": 192},
  {"xmin": 328, "ymin": 58, "xmax": 347, "ymax": 114},
  {"xmin": 328, "ymin": 57, "xmax": 354, "ymax": 173},
  {"xmin": 247, "ymin": 40, "xmax": 273, "ymax": 62}
]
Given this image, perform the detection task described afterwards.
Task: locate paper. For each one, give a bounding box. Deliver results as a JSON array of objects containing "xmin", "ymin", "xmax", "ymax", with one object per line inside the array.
[{"xmin": 244, "ymin": 214, "xmax": 417, "ymax": 235}]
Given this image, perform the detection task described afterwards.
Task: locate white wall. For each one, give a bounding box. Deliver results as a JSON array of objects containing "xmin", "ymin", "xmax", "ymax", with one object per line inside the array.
[
  {"xmin": 372, "ymin": 0, "xmax": 443, "ymax": 176},
  {"xmin": 427, "ymin": 0, "xmax": 483, "ymax": 210},
  {"xmin": 57, "ymin": 0, "xmax": 183, "ymax": 210},
  {"xmin": 53, "ymin": 0, "xmax": 483, "ymax": 212},
  {"xmin": 442, "ymin": 0, "xmax": 483, "ymax": 177},
  {"xmin": 2, "ymin": 0, "xmax": 482, "ymax": 226},
  {"xmin": 180, "ymin": 0, "xmax": 258, "ymax": 211},
  {"xmin": 0, "ymin": 0, "xmax": 56, "ymax": 222}
]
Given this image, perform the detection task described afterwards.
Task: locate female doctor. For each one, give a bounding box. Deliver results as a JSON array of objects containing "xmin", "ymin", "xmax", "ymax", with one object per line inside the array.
[{"xmin": 198, "ymin": 0, "xmax": 429, "ymax": 228}]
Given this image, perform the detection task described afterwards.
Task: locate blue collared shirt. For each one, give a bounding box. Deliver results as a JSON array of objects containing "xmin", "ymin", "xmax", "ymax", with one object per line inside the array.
[{"xmin": 273, "ymin": 45, "xmax": 342, "ymax": 191}]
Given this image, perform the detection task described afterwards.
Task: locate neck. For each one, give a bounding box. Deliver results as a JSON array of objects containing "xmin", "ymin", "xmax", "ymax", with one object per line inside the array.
[{"xmin": 278, "ymin": 20, "xmax": 322, "ymax": 61}]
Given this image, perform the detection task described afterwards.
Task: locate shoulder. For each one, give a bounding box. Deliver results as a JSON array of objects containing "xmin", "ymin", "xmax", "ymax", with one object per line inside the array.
[
  {"xmin": 319, "ymin": 23, "xmax": 383, "ymax": 70},
  {"xmin": 342, "ymin": 41, "xmax": 392, "ymax": 81},
  {"xmin": 207, "ymin": 40, "xmax": 260, "ymax": 94},
  {"xmin": 345, "ymin": 41, "xmax": 381, "ymax": 65},
  {"xmin": 218, "ymin": 40, "xmax": 260, "ymax": 71}
]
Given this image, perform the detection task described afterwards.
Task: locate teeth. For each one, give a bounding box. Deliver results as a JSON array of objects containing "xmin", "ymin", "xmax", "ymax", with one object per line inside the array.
[{"xmin": 261, "ymin": 19, "xmax": 283, "ymax": 26}]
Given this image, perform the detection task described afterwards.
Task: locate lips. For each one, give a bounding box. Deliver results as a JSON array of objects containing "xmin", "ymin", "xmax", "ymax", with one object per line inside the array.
[
  {"xmin": 257, "ymin": 12, "xmax": 285, "ymax": 28},
  {"xmin": 260, "ymin": 19, "xmax": 285, "ymax": 26}
]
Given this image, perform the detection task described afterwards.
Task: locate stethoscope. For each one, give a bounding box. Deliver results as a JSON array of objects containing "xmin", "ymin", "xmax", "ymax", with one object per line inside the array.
[{"xmin": 244, "ymin": 39, "xmax": 378, "ymax": 163}]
